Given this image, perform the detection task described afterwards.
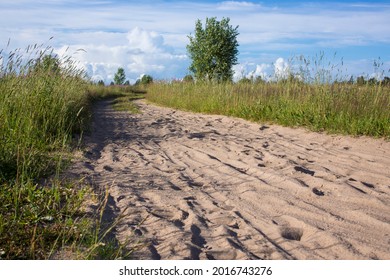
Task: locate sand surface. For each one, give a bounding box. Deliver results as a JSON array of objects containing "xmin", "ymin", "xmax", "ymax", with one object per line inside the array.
[{"xmin": 67, "ymin": 99, "xmax": 390, "ymax": 260}]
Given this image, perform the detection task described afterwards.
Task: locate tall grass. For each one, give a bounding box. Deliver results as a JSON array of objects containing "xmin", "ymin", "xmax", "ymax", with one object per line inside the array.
[
  {"xmin": 0, "ymin": 44, "xmax": 136, "ymax": 259},
  {"xmin": 146, "ymin": 80, "xmax": 390, "ymax": 137},
  {"xmin": 0, "ymin": 45, "xmax": 90, "ymax": 182}
]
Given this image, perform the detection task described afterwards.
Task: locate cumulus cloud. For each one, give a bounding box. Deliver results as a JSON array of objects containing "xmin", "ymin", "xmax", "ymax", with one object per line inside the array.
[
  {"xmin": 233, "ymin": 58, "xmax": 290, "ymax": 82},
  {"xmin": 233, "ymin": 62, "xmax": 270, "ymax": 81},
  {"xmin": 127, "ymin": 27, "xmax": 167, "ymax": 54},
  {"xmin": 232, "ymin": 64, "xmax": 247, "ymax": 81},
  {"xmin": 248, "ymin": 63, "xmax": 271, "ymax": 80},
  {"xmin": 56, "ymin": 27, "xmax": 188, "ymax": 83},
  {"xmin": 273, "ymin": 58, "xmax": 290, "ymax": 80}
]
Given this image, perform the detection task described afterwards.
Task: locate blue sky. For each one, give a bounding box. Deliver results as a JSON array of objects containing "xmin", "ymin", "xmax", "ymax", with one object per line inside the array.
[{"xmin": 1, "ymin": 0, "xmax": 389, "ymax": 82}]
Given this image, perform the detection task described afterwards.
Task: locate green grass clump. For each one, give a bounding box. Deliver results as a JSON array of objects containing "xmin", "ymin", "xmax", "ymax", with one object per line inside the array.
[
  {"xmin": 0, "ymin": 46, "xmax": 90, "ymax": 182},
  {"xmin": 0, "ymin": 44, "xmax": 137, "ymax": 259},
  {"xmin": 146, "ymin": 81, "xmax": 390, "ymax": 137}
]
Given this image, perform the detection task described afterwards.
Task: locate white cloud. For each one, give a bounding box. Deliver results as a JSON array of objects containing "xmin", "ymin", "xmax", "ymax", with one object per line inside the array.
[
  {"xmin": 126, "ymin": 27, "xmax": 167, "ymax": 54},
  {"xmin": 232, "ymin": 64, "xmax": 247, "ymax": 81},
  {"xmin": 234, "ymin": 58, "xmax": 290, "ymax": 82},
  {"xmin": 55, "ymin": 27, "xmax": 188, "ymax": 83},
  {"xmin": 274, "ymin": 58, "xmax": 290, "ymax": 80},
  {"xmin": 248, "ymin": 63, "xmax": 271, "ymax": 80},
  {"xmin": 217, "ymin": 1, "xmax": 261, "ymax": 11}
]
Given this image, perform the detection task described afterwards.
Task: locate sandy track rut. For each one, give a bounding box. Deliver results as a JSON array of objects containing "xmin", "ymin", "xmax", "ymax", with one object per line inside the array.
[{"xmin": 67, "ymin": 99, "xmax": 390, "ymax": 260}]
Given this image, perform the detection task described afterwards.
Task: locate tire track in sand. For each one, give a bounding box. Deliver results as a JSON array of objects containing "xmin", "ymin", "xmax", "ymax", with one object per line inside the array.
[{"xmin": 66, "ymin": 99, "xmax": 390, "ymax": 260}]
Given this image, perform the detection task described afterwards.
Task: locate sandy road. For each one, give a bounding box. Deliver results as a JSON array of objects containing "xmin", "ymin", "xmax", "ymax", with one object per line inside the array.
[{"xmin": 66, "ymin": 98, "xmax": 390, "ymax": 260}]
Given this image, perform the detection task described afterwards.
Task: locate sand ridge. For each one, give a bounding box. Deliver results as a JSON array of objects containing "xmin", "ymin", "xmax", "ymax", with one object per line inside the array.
[{"xmin": 67, "ymin": 98, "xmax": 390, "ymax": 260}]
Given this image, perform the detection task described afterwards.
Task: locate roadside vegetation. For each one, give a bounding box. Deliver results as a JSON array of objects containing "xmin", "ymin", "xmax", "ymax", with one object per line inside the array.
[
  {"xmin": 146, "ymin": 77, "xmax": 390, "ymax": 138},
  {"xmin": 0, "ymin": 44, "xmax": 142, "ymax": 259}
]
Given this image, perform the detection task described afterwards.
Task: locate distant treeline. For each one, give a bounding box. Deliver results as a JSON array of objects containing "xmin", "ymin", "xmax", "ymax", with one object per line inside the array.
[{"xmin": 92, "ymin": 74, "xmax": 390, "ymax": 87}]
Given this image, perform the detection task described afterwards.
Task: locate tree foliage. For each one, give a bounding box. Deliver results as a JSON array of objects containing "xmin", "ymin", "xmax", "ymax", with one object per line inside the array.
[
  {"xmin": 187, "ymin": 17, "xmax": 239, "ymax": 82},
  {"xmin": 135, "ymin": 74, "xmax": 153, "ymax": 86},
  {"xmin": 114, "ymin": 67, "xmax": 126, "ymax": 85}
]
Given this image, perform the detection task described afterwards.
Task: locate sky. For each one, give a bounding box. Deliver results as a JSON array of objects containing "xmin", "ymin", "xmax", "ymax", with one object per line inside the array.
[{"xmin": 1, "ymin": 0, "xmax": 389, "ymax": 83}]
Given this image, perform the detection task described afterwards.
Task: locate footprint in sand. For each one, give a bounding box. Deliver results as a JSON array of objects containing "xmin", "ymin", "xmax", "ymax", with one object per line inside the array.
[{"xmin": 280, "ymin": 227, "xmax": 304, "ymax": 241}]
